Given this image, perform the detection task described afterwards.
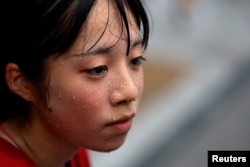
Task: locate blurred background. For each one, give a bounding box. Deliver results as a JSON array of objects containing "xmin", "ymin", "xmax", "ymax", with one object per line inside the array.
[{"xmin": 89, "ymin": 0, "xmax": 250, "ymax": 166}]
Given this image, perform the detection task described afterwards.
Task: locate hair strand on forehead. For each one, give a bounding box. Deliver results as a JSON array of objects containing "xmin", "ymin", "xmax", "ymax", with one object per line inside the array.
[
  {"xmin": 86, "ymin": 0, "xmax": 111, "ymax": 52},
  {"xmin": 114, "ymin": 0, "xmax": 131, "ymax": 55}
]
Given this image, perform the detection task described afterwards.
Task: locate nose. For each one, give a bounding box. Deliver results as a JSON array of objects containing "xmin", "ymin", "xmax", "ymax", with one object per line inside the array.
[{"xmin": 109, "ymin": 71, "xmax": 139, "ymax": 106}]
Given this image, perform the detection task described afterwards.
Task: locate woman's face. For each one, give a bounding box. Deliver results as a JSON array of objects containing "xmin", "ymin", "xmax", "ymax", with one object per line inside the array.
[{"xmin": 36, "ymin": 1, "xmax": 144, "ymax": 152}]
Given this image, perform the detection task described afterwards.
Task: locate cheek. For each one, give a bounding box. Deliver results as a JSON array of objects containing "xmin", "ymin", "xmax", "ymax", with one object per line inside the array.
[
  {"xmin": 48, "ymin": 82, "xmax": 105, "ymax": 121},
  {"xmin": 45, "ymin": 80, "xmax": 106, "ymax": 132},
  {"xmin": 134, "ymin": 69, "xmax": 144, "ymax": 100}
]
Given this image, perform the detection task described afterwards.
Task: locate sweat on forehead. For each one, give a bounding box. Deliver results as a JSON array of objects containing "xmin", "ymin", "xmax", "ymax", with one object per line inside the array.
[{"xmin": 72, "ymin": 0, "xmax": 141, "ymax": 55}]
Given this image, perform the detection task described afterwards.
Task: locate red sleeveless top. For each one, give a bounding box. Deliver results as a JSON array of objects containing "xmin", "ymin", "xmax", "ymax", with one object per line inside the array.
[{"xmin": 0, "ymin": 137, "xmax": 90, "ymax": 167}]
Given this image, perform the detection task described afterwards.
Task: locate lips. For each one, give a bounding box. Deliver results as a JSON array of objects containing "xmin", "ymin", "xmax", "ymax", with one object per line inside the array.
[{"xmin": 106, "ymin": 113, "xmax": 135, "ymax": 133}]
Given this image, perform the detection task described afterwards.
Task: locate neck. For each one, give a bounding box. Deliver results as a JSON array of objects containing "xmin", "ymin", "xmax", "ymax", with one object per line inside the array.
[{"xmin": 3, "ymin": 118, "xmax": 79, "ymax": 167}]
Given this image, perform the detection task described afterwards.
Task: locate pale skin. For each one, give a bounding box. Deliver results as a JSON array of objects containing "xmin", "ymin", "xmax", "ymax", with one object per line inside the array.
[{"xmin": 0, "ymin": 1, "xmax": 144, "ymax": 167}]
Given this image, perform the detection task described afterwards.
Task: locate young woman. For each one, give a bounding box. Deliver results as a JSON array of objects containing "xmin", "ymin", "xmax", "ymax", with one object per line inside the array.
[{"xmin": 0, "ymin": 0, "xmax": 149, "ymax": 166}]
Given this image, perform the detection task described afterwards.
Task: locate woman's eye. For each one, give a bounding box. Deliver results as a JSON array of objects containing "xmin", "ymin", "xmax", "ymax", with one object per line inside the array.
[
  {"xmin": 130, "ymin": 56, "xmax": 146, "ymax": 66},
  {"xmin": 86, "ymin": 66, "xmax": 108, "ymax": 75}
]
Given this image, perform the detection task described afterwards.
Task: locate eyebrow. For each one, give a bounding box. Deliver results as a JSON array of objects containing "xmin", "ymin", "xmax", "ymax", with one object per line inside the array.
[
  {"xmin": 132, "ymin": 38, "xmax": 143, "ymax": 48},
  {"xmin": 74, "ymin": 38, "xmax": 143, "ymax": 57}
]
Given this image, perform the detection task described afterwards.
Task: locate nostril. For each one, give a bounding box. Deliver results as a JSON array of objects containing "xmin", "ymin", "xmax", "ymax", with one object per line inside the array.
[
  {"xmin": 116, "ymin": 98, "xmax": 135, "ymax": 105},
  {"xmin": 117, "ymin": 100, "xmax": 134, "ymax": 105},
  {"xmin": 117, "ymin": 101, "xmax": 126, "ymax": 105}
]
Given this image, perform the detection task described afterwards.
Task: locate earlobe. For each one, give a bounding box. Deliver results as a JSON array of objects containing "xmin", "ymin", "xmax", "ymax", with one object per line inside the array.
[{"xmin": 5, "ymin": 63, "xmax": 36, "ymax": 102}]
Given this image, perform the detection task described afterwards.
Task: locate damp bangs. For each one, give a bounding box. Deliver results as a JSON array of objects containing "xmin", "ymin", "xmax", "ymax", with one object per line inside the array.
[
  {"xmin": 115, "ymin": 0, "xmax": 150, "ymax": 54},
  {"xmin": 84, "ymin": 0, "xmax": 150, "ymax": 55}
]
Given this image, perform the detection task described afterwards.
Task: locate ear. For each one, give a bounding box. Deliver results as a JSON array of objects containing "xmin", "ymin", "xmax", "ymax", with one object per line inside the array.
[{"xmin": 5, "ymin": 63, "xmax": 36, "ymax": 102}]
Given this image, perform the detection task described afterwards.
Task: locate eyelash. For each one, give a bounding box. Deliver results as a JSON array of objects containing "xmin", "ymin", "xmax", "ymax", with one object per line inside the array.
[
  {"xmin": 86, "ymin": 66, "xmax": 108, "ymax": 76},
  {"xmin": 85, "ymin": 56, "xmax": 146, "ymax": 76},
  {"xmin": 130, "ymin": 56, "xmax": 146, "ymax": 67}
]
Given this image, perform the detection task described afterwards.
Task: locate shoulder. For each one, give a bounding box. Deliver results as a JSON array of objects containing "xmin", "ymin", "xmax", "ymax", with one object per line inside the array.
[
  {"xmin": 69, "ymin": 148, "xmax": 91, "ymax": 167},
  {"xmin": 0, "ymin": 137, "xmax": 36, "ymax": 167}
]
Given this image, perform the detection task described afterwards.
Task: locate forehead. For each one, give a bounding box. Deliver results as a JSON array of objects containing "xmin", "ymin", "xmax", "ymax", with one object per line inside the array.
[{"xmin": 70, "ymin": 0, "xmax": 140, "ymax": 53}]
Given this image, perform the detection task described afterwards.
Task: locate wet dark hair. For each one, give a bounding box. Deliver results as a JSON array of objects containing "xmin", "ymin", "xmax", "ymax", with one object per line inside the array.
[{"xmin": 0, "ymin": 0, "xmax": 149, "ymax": 121}]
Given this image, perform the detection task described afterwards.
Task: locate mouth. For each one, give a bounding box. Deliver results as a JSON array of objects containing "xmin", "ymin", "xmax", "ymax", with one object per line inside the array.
[{"xmin": 106, "ymin": 113, "xmax": 136, "ymax": 133}]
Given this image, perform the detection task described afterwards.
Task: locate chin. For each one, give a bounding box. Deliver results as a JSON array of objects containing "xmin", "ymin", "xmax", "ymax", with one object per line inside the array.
[
  {"xmin": 98, "ymin": 145, "xmax": 123, "ymax": 153},
  {"xmin": 91, "ymin": 135, "xmax": 127, "ymax": 152}
]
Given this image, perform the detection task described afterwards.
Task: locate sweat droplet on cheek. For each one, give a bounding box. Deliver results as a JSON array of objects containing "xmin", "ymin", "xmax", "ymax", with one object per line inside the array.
[{"xmin": 58, "ymin": 94, "xmax": 62, "ymax": 99}]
